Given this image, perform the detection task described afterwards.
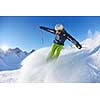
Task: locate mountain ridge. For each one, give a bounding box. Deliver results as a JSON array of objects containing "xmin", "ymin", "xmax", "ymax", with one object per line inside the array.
[{"xmin": 0, "ymin": 47, "xmax": 35, "ymax": 71}]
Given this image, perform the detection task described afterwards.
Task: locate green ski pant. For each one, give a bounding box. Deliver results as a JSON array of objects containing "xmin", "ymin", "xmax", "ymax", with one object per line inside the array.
[{"xmin": 47, "ymin": 43, "xmax": 63, "ymax": 61}]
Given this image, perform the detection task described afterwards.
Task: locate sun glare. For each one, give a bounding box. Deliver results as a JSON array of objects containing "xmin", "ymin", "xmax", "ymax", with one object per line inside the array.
[{"xmin": 1, "ymin": 45, "xmax": 9, "ymax": 51}]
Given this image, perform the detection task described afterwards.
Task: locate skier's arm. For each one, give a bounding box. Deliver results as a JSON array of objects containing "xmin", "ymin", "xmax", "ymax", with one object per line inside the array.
[
  {"xmin": 66, "ymin": 33, "xmax": 82, "ymax": 49},
  {"xmin": 40, "ymin": 26, "xmax": 56, "ymax": 34}
]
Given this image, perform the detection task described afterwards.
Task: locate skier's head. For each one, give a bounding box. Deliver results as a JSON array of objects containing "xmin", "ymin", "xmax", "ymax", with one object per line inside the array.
[
  {"xmin": 55, "ymin": 24, "xmax": 64, "ymax": 31},
  {"xmin": 55, "ymin": 24, "xmax": 64, "ymax": 34}
]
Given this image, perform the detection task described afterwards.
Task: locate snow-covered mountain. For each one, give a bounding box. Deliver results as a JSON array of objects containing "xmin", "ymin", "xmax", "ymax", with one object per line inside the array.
[
  {"xmin": 0, "ymin": 47, "xmax": 30, "ymax": 71},
  {"xmin": 0, "ymin": 31, "xmax": 100, "ymax": 83}
]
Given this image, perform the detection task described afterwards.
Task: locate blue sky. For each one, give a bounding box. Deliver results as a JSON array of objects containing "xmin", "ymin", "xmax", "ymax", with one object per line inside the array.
[{"xmin": 0, "ymin": 16, "xmax": 100, "ymax": 51}]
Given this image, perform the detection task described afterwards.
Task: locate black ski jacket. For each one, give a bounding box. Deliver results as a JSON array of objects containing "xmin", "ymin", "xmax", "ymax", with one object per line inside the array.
[{"xmin": 40, "ymin": 26, "xmax": 82, "ymax": 49}]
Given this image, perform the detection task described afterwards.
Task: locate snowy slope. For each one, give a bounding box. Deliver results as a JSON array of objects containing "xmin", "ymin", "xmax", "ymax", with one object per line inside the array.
[
  {"xmin": 0, "ymin": 70, "xmax": 19, "ymax": 83},
  {"xmin": 18, "ymin": 47, "xmax": 99, "ymax": 83},
  {"xmin": 17, "ymin": 33, "xmax": 100, "ymax": 83}
]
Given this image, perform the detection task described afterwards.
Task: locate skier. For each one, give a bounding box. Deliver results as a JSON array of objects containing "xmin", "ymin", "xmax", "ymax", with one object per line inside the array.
[{"xmin": 40, "ymin": 24, "xmax": 82, "ymax": 61}]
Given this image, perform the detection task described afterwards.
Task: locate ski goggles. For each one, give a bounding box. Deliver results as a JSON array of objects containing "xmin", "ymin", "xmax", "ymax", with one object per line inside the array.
[{"xmin": 56, "ymin": 30, "xmax": 62, "ymax": 33}]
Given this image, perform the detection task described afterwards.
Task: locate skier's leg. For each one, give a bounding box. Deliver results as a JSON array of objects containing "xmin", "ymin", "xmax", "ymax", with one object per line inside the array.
[
  {"xmin": 47, "ymin": 43, "xmax": 58, "ymax": 61},
  {"xmin": 53, "ymin": 44, "xmax": 63, "ymax": 59}
]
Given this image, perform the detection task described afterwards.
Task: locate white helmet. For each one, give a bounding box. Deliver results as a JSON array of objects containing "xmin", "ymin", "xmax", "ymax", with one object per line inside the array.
[{"xmin": 55, "ymin": 24, "xmax": 64, "ymax": 31}]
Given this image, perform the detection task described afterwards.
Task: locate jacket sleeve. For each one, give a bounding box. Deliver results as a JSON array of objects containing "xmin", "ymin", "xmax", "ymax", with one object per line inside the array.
[
  {"xmin": 66, "ymin": 32, "xmax": 82, "ymax": 49},
  {"xmin": 40, "ymin": 26, "xmax": 56, "ymax": 34}
]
